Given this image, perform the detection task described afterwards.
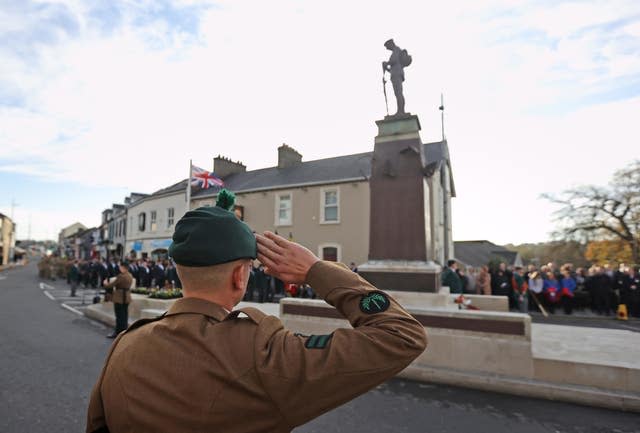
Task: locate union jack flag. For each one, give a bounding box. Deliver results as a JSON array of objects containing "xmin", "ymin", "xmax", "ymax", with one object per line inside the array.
[{"xmin": 191, "ymin": 165, "xmax": 224, "ymax": 189}]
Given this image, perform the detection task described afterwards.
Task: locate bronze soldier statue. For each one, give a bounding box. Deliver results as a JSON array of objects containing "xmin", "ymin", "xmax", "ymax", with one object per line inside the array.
[{"xmin": 382, "ymin": 39, "xmax": 412, "ymax": 116}]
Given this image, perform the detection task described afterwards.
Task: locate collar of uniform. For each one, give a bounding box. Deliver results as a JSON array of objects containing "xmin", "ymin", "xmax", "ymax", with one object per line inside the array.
[{"xmin": 165, "ymin": 297, "xmax": 228, "ymax": 322}]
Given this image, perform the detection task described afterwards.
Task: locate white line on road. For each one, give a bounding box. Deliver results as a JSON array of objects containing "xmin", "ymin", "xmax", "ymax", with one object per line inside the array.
[
  {"xmin": 40, "ymin": 282, "xmax": 55, "ymax": 290},
  {"xmin": 0, "ymin": 275, "xmax": 6, "ymax": 280},
  {"xmin": 61, "ymin": 303, "xmax": 84, "ymax": 317},
  {"xmin": 43, "ymin": 290, "xmax": 55, "ymax": 301}
]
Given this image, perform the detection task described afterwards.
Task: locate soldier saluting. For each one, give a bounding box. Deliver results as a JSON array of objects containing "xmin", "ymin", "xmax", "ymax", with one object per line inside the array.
[
  {"xmin": 86, "ymin": 190, "xmax": 427, "ymax": 432},
  {"xmin": 382, "ymin": 38, "xmax": 412, "ymax": 116}
]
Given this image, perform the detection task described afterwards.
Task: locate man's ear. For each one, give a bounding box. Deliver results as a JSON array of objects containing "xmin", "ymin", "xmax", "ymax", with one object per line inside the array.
[{"xmin": 232, "ymin": 261, "xmax": 249, "ymax": 291}]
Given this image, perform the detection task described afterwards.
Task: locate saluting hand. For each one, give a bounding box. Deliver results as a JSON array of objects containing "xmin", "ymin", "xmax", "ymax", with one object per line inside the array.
[{"xmin": 256, "ymin": 231, "xmax": 319, "ymax": 284}]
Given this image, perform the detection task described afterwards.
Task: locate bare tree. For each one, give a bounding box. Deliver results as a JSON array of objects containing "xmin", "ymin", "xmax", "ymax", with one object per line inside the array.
[{"xmin": 544, "ymin": 160, "xmax": 640, "ymax": 265}]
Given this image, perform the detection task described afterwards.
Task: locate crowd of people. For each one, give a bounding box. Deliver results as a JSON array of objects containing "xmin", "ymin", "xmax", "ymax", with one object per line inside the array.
[
  {"xmin": 43, "ymin": 254, "xmax": 640, "ymax": 318},
  {"xmin": 39, "ymin": 255, "xmax": 183, "ymax": 294},
  {"xmin": 242, "ymin": 263, "xmax": 315, "ymax": 302},
  {"xmin": 442, "ymin": 260, "xmax": 640, "ymax": 317}
]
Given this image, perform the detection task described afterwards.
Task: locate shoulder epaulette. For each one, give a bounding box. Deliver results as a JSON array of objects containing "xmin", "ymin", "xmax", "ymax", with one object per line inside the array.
[
  {"xmin": 225, "ymin": 307, "xmax": 268, "ymax": 325},
  {"xmin": 124, "ymin": 312, "xmax": 167, "ymax": 333}
]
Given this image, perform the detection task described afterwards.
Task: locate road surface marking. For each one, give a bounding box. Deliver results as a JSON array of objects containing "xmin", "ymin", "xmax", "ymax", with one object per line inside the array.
[
  {"xmin": 0, "ymin": 275, "xmax": 6, "ymax": 280},
  {"xmin": 61, "ymin": 303, "xmax": 84, "ymax": 317},
  {"xmin": 43, "ymin": 290, "xmax": 55, "ymax": 300},
  {"xmin": 39, "ymin": 282, "xmax": 55, "ymax": 290}
]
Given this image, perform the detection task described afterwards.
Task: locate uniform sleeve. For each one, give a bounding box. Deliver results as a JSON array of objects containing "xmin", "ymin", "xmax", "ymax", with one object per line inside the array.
[
  {"xmin": 86, "ymin": 335, "xmax": 124, "ymax": 433},
  {"xmin": 254, "ymin": 261, "xmax": 427, "ymax": 429}
]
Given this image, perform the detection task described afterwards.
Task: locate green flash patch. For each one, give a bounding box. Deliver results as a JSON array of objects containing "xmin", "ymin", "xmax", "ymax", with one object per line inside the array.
[
  {"xmin": 359, "ymin": 291, "xmax": 390, "ymax": 314},
  {"xmin": 304, "ymin": 334, "xmax": 333, "ymax": 349}
]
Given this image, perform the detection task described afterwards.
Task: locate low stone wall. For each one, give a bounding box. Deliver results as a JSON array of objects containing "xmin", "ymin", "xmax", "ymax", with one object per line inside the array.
[
  {"xmin": 84, "ymin": 293, "xmax": 640, "ymax": 412},
  {"xmin": 279, "ymin": 298, "xmax": 640, "ymax": 412}
]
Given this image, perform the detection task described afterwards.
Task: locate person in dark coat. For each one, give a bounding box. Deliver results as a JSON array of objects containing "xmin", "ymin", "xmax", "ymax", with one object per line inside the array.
[
  {"xmin": 138, "ymin": 260, "xmax": 151, "ymax": 288},
  {"xmin": 491, "ymin": 262, "xmax": 511, "ymax": 298},
  {"xmin": 628, "ymin": 267, "xmax": 640, "ymax": 318},
  {"xmin": 128, "ymin": 261, "xmax": 139, "ymax": 288},
  {"xmin": 153, "ymin": 260, "xmax": 166, "ymax": 288},
  {"xmin": 80, "ymin": 260, "xmax": 91, "ymax": 288},
  {"xmin": 255, "ymin": 264, "xmax": 268, "ymax": 303},
  {"xmin": 441, "ymin": 259, "xmax": 462, "ymax": 294},
  {"xmin": 68, "ymin": 260, "xmax": 81, "ymax": 297},
  {"xmin": 89, "ymin": 259, "xmax": 99, "ymax": 288},
  {"xmin": 97, "ymin": 258, "xmax": 109, "ymax": 286},
  {"xmin": 591, "ymin": 266, "xmax": 613, "ymax": 315},
  {"xmin": 108, "ymin": 259, "xmax": 119, "ymax": 278},
  {"xmin": 166, "ymin": 261, "xmax": 182, "ymax": 289}
]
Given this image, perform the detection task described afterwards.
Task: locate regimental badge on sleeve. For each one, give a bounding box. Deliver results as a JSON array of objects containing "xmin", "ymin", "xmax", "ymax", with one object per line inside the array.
[{"xmin": 359, "ymin": 291, "xmax": 390, "ymax": 314}]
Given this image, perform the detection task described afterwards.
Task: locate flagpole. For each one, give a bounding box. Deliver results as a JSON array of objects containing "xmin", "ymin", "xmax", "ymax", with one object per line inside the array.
[{"xmin": 186, "ymin": 159, "xmax": 192, "ymax": 215}]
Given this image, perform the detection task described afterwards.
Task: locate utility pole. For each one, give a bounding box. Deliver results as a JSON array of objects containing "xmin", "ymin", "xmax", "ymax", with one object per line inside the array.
[{"xmin": 439, "ymin": 93, "xmax": 446, "ymax": 142}]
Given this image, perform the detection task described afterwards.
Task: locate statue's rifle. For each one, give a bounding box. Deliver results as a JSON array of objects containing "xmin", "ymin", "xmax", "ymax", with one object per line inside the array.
[{"xmin": 382, "ymin": 71, "xmax": 389, "ymax": 116}]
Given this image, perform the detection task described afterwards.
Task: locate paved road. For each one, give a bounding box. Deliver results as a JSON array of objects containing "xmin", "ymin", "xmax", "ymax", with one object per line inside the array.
[
  {"xmin": 1, "ymin": 262, "xmax": 112, "ymax": 433},
  {"xmin": 2, "ymin": 262, "xmax": 639, "ymax": 433}
]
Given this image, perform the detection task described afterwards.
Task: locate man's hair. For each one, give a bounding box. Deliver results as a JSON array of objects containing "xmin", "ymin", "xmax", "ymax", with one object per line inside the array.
[
  {"xmin": 177, "ymin": 259, "xmax": 250, "ymax": 291},
  {"xmin": 447, "ymin": 259, "xmax": 456, "ymax": 267}
]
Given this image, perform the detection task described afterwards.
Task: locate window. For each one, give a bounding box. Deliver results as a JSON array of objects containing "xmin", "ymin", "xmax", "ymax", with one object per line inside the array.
[
  {"xmin": 318, "ymin": 244, "xmax": 341, "ymax": 262},
  {"xmin": 275, "ymin": 193, "xmax": 292, "ymax": 226},
  {"xmin": 138, "ymin": 213, "xmax": 146, "ymax": 232},
  {"xmin": 321, "ymin": 187, "xmax": 340, "ymax": 223},
  {"xmin": 150, "ymin": 211, "xmax": 157, "ymax": 231},
  {"xmin": 129, "ymin": 217, "xmax": 133, "ymax": 234},
  {"xmin": 167, "ymin": 208, "xmax": 175, "ymax": 228}
]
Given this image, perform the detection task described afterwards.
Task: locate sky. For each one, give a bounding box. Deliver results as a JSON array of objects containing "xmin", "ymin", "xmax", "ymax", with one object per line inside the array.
[{"xmin": 1, "ymin": 0, "xmax": 639, "ymax": 244}]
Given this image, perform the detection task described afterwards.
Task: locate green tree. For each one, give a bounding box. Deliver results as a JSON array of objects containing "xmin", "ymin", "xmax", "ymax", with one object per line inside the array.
[{"xmin": 544, "ymin": 160, "xmax": 640, "ymax": 265}]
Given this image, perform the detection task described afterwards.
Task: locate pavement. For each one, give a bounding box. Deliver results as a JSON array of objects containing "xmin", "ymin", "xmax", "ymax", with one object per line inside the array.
[{"xmin": 2, "ymin": 261, "xmax": 640, "ymax": 433}]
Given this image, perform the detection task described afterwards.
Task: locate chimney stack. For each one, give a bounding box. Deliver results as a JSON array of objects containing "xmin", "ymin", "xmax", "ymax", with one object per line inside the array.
[
  {"xmin": 213, "ymin": 156, "xmax": 246, "ymax": 179},
  {"xmin": 277, "ymin": 144, "xmax": 302, "ymax": 169}
]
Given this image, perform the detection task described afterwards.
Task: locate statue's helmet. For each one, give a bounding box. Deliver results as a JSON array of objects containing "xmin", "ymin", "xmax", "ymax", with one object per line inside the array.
[{"xmin": 384, "ymin": 39, "xmax": 395, "ymax": 48}]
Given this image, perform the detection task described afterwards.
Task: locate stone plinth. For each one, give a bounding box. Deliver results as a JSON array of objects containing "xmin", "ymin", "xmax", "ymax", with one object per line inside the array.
[
  {"xmin": 361, "ymin": 114, "xmax": 441, "ymax": 292},
  {"xmin": 358, "ymin": 260, "xmax": 441, "ymax": 292}
]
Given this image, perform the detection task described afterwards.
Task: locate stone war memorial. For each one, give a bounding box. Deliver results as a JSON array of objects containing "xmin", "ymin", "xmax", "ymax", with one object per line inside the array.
[{"xmin": 359, "ymin": 38, "xmax": 455, "ymax": 293}]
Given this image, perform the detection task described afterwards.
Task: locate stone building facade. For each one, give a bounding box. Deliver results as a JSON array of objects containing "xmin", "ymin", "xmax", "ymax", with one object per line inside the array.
[{"xmin": 0, "ymin": 213, "xmax": 16, "ymax": 265}]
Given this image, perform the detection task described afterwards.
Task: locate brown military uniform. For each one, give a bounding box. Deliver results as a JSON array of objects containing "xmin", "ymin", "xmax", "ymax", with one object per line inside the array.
[
  {"xmin": 86, "ymin": 261, "xmax": 427, "ymax": 433},
  {"xmin": 103, "ymin": 272, "xmax": 133, "ymax": 304}
]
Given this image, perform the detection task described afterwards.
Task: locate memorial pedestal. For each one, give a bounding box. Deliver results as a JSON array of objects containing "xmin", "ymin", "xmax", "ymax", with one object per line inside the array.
[
  {"xmin": 359, "ymin": 113, "xmax": 441, "ymax": 292},
  {"xmin": 358, "ymin": 260, "xmax": 441, "ymax": 292}
]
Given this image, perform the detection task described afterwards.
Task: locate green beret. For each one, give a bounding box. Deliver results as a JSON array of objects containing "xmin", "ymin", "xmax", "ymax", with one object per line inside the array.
[{"xmin": 168, "ymin": 190, "xmax": 256, "ymax": 266}]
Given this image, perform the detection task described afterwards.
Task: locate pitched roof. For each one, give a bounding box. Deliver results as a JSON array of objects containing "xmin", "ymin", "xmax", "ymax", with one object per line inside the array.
[
  {"xmin": 151, "ymin": 179, "xmax": 188, "ymax": 196},
  {"xmin": 125, "ymin": 179, "xmax": 188, "ymax": 209},
  {"xmin": 193, "ymin": 152, "xmax": 372, "ymax": 198},
  {"xmin": 454, "ymin": 241, "xmax": 521, "ymax": 267},
  {"xmin": 193, "ymin": 140, "xmax": 453, "ymax": 198}
]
